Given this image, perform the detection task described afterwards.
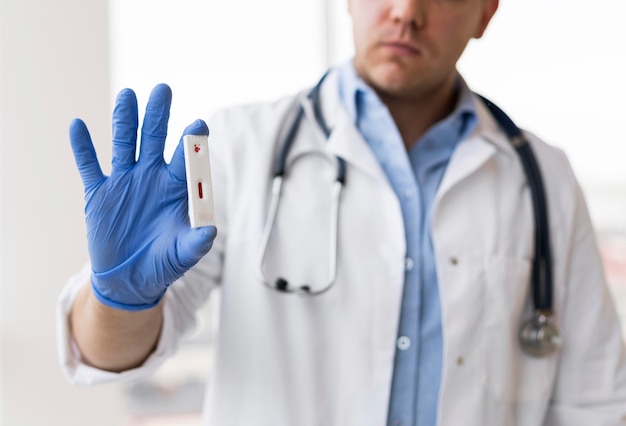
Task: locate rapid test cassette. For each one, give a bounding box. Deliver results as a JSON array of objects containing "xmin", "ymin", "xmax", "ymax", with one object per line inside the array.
[{"xmin": 183, "ymin": 134, "xmax": 215, "ymax": 228}]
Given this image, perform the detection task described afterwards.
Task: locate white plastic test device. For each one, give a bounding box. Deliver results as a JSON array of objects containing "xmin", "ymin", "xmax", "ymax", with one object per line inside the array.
[{"xmin": 183, "ymin": 134, "xmax": 215, "ymax": 228}]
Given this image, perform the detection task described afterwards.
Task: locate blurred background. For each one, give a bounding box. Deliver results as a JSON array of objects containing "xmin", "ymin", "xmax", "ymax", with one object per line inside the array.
[{"xmin": 1, "ymin": 0, "xmax": 625, "ymax": 424}]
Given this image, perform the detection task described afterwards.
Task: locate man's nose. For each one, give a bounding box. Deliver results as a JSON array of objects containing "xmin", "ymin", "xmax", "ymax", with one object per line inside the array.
[{"xmin": 390, "ymin": 0, "xmax": 426, "ymax": 29}]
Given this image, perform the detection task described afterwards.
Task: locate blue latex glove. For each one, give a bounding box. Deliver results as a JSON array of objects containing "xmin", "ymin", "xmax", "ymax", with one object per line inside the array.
[{"xmin": 69, "ymin": 84, "xmax": 217, "ymax": 311}]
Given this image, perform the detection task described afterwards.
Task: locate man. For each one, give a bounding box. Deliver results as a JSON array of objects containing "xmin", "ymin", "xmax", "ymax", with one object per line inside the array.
[{"xmin": 58, "ymin": 0, "xmax": 626, "ymax": 424}]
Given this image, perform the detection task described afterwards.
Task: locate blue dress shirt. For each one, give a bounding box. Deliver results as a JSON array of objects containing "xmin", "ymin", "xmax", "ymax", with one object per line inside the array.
[{"xmin": 337, "ymin": 62, "xmax": 478, "ymax": 426}]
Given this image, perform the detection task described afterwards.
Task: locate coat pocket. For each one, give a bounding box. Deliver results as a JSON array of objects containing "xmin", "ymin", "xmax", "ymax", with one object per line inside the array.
[{"xmin": 483, "ymin": 256, "xmax": 557, "ymax": 402}]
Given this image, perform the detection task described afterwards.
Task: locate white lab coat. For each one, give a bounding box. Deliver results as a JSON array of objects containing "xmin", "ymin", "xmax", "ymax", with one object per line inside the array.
[{"xmin": 57, "ymin": 69, "xmax": 626, "ymax": 425}]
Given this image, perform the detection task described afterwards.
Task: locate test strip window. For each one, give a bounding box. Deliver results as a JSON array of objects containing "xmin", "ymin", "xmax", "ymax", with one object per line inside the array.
[{"xmin": 183, "ymin": 134, "xmax": 215, "ymax": 228}]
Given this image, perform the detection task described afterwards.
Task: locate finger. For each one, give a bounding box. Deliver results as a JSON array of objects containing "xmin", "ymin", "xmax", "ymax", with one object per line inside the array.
[
  {"xmin": 69, "ymin": 118, "xmax": 105, "ymax": 189},
  {"xmin": 111, "ymin": 88, "xmax": 139, "ymax": 170},
  {"xmin": 139, "ymin": 83, "xmax": 172, "ymax": 163},
  {"xmin": 175, "ymin": 226, "xmax": 218, "ymax": 271},
  {"xmin": 169, "ymin": 119, "xmax": 210, "ymax": 182}
]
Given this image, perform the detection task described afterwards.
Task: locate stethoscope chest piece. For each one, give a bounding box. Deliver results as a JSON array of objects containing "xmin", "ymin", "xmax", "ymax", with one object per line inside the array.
[{"xmin": 519, "ymin": 312, "xmax": 562, "ymax": 357}]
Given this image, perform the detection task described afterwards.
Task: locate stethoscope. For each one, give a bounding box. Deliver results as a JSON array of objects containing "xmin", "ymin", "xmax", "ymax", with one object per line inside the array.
[{"xmin": 256, "ymin": 73, "xmax": 562, "ymax": 358}]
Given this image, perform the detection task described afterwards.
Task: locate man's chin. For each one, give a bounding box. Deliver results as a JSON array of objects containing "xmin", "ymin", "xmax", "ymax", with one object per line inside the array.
[{"xmin": 368, "ymin": 66, "xmax": 425, "ymax": 96}]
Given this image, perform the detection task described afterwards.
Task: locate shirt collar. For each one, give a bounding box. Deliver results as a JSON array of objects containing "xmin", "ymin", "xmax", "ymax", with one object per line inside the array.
[{"xmin": 337, "ymin": 59, "xmax": 478, "ymax": 146}]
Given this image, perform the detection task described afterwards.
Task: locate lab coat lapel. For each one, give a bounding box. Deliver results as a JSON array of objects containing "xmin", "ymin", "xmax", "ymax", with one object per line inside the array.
[
  {"xmin": 307, "ymin": 69, "xmax": 388, "ymax": 183},
  {"xmin": 285, "ymin": 78, "xmax": 386, "ymax": 183},
  {"xmin": 436, "ymin": 135, "xmax": 496, "ymax": 202},
  {"xmin": 435, "ymin": 97, "xmax": 514, "ymax": 205},
  {"xmin": 325, "ymin": 116, "xmax": 389, "ymax": 183}
]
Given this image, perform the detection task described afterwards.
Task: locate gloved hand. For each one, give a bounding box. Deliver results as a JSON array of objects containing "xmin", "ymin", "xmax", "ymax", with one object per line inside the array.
[{"xmin": 69, "ymin": 84, "xmax": 217, "ymax": 311}]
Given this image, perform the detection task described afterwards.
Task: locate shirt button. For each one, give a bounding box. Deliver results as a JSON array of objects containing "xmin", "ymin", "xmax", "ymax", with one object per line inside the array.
[
  {"xmin": 405, "ymin": 257, "xmax": 414, "ymax": 271},
  {"xmin": 403, "ymin": 189, "xmax": 413, "ymax": 199},
  {"xmin": 397, "ymin": 336, "xmax": 411, "ymax": 351}
]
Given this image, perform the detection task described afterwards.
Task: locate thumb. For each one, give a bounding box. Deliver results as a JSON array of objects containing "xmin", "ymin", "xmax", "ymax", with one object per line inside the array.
[{"xmin": 176, "ymin": 226, "xmax": 218, "ymax": 269}]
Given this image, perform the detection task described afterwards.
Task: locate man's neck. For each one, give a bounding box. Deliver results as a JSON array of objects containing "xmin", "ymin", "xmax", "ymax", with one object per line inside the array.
[{"xmin": 376, "ymin": 76, "xmax": 458, "ymax": 151}]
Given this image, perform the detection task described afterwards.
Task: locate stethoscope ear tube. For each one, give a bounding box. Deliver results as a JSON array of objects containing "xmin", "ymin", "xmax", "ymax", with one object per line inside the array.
[
  {"xmin": 256, "ymin": 73, "xmax": 345, "ymax": 296},
  {"xmin": 478, "ymin": 95, "xmax": 561, "ymax": 357},
  {"xmin": 255, "ymin": 173, "xmax": 344, "ymax": 296}
]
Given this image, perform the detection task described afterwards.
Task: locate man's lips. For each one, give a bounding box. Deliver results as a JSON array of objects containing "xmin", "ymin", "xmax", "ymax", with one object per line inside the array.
[{"xmin": 381, "ymin": 41, "xmax": 423, "ymax": 56}]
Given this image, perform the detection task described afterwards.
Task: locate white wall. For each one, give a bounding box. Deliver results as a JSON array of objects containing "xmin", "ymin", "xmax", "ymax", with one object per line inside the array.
[
  {"xmin": 0, "ymin": 1, "xmax": 124, "ymax": 425},
  {"xmin": 110, "ymin": 0, "xmax": 329, "ymax": 161}
]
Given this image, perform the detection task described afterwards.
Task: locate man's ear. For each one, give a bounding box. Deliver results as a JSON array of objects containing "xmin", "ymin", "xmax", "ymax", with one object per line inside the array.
[{"xmin": 474, "ymin": 0, "xmax": 499, "ymax": 39}]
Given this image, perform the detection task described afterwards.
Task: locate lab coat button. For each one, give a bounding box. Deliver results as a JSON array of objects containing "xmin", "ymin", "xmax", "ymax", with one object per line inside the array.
[
  {"xmin": 397, "ymin": 336, "xmax": 411, "ymax": 351},
  {"xmin": 405, "ymin": 258, "xmax": 414, "ymax": 271},
  {"xmin": 450, "ymin": 257, "xmax": 459, "ymax": 265}
]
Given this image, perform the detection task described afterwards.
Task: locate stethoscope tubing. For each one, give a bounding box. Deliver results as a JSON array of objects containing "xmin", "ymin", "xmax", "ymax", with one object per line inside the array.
[
  {"xmin": 255, "ymin": 175, "xmax": 343, "ymax": 296},
  {"xmin": 477, "ymin": 95, "xmax": 553, "ymax": 312}
]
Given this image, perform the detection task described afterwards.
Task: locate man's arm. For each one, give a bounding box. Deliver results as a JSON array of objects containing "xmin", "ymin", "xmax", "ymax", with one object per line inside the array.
[
  {"xmin": 544, "ymin": 159, "xmax": 626, "ymax": 425},
  {"xmin": 70, "ymin": 283, "xmax": 164, "ymax": 372}
]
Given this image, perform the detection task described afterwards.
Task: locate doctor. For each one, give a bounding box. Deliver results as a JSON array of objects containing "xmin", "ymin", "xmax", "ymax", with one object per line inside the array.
[{"xmin": 58, "ymin": 0, "xmax": 626, "ymax": 424}]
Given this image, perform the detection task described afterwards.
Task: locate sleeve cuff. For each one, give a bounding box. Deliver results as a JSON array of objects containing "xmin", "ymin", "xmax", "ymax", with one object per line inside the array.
[{"xmin": 56, "ymin": 263, "xmax": 179, "ymax": 385}]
